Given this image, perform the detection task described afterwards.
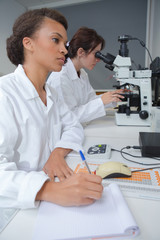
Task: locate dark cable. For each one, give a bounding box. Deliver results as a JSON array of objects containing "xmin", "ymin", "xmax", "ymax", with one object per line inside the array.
[
  {"xmin": 111, "ymin": 147, "xmax": 160, "ymax": 166},
  {"xmin": 113, "ymin": 146, "xmax": 160, "ymax": 160},
  {"xmin": 132, "ymin": 166, "xmax": 160, "ymax": 173},
  {"xmin": 134, "ymin": 37, "xmax": 153, "ymax": 63}
]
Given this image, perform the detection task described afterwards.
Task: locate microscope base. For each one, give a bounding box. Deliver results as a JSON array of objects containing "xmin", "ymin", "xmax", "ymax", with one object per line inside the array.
[{"xmin": 115, "ymin": 112, "xmax": 151, "ymax": 126}]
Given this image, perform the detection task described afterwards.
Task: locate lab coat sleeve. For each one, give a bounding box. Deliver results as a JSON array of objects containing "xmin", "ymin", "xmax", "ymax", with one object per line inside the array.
[
  {"xmin": 82, "ymin": 76, "xmax": 117, "ymax": 111},
  {"xmin": 74, "ymin": 97, "xmax": 106, "ymax": 123},
  {"xmin": 0, "ymin": 92, "xmax": 49, "ymax": 209},
  {"xmin": 55, "ymin": 75, "xmax": 106, "ymax": 124},
  {"xmin": 54, "ymin": 97, "xmax": 84, "ymax": 152}
]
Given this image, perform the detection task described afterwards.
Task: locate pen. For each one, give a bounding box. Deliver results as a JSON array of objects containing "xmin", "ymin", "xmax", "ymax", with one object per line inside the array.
[{"xmin": 79, "ymin": 150, "xmax": 91, "ymax": 174}]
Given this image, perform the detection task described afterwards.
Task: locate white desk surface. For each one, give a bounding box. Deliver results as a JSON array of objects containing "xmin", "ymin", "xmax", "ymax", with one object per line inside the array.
[
  {"xmin": 1, "ymin": 114, "xmax": 160, "ymax": 240},
  {"xmin": 84, "ymin": 114, "xmax": 150, "ymax": 139}
]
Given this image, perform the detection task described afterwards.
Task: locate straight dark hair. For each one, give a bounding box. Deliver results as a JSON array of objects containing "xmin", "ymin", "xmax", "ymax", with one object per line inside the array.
[{"xmin": 68, "ymin": 27, "xmax": 105, "ymax": 59}]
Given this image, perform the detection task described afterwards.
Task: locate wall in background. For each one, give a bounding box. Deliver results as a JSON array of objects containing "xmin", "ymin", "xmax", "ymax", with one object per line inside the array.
[
  {"xmin": 148, "ymin": 0, "xmax": 160, "ymax": 61},
  {"xmin": 56, "ymin": 0, "xmax": 147, "ymax": 89},
  {"xmin": 2, "ymin": 0, "xmax": 159, "ymax": 92},
  {"xmin": 0, "ymin": 0, "xmax": 26, "ymax": 75}
]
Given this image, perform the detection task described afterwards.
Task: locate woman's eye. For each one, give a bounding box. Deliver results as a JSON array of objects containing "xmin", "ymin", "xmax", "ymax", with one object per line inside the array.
[{"xmin": 52, "ymin": 38, "xmax": 59, "ymax": 43}]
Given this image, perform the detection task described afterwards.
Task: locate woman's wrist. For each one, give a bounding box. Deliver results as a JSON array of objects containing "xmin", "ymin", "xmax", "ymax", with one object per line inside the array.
[
  {"xmin": 36, "ymin": 180, "xmax": 56, "ymax": 201},
  {"xmin": 52, "ymin": 147, "xmax": 71, "ymax": 158}
]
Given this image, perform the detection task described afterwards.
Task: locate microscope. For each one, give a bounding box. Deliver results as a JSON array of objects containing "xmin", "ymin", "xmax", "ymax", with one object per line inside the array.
[{"xmin": 95, "ymin": 35, "xmax": 152, "ymax": 126}]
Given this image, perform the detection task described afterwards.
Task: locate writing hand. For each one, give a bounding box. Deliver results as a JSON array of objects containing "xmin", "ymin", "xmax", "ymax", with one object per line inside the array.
[{"xmin": 36, "ymin": 173, "xmax": 103, "ymax": 206}]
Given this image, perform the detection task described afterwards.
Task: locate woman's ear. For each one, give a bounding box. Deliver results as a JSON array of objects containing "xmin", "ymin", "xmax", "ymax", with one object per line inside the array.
[
  {"xmin": 22, "ymin": 37, "xmax": 34, "ymax": 52},
  {"xmin": 77, "ymin": 48, "xmax": 85, "ymax": 57}
]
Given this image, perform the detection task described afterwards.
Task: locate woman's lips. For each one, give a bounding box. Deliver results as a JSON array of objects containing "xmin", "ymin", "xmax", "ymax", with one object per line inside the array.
[{"xmin": 58, "ymin": 58, "xmax": 65, "ymax": 65}]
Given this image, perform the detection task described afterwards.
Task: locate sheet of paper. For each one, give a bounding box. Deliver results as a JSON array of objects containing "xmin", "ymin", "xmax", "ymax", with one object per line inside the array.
[
  {"xmin": 32, "ymin": 183, "xmax": 139, "ymax": 240},
  {"xmin": 0, "ymin": 208, "xmax": 19, "ymax": 233}
]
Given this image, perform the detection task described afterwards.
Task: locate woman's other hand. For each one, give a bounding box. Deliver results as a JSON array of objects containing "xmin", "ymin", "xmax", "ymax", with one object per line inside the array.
[{"xmin": 43, "ymin": 148, "xmax": 73, "ymax": 181}]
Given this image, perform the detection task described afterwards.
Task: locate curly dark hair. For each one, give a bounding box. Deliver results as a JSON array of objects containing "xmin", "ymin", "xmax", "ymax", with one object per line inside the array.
[
  {"xmin": 68, "ymin": 27, "xmax": 105, "ymax": 59},
  {"xmin": 7, "ymin": 8, "xmax": 68, "ymax": 66}
]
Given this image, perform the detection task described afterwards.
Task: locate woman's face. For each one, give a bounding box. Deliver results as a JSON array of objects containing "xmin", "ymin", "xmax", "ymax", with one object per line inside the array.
[
  {"xmin": 25, "ymin": 17, "xmax": 68, "ymax": 72},
  {"xmin": 80, "ymin": 43, "xmax": 101, "ymax": 70}
]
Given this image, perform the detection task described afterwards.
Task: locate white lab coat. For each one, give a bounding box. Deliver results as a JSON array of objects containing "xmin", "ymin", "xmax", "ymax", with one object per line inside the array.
[
  {"xmin": 0, "ymin": 65, "xmax": 84, "ymax": 209},
  {"xmin": 48, "ymin": 58, "xmax": 106, "ymax": 123}
]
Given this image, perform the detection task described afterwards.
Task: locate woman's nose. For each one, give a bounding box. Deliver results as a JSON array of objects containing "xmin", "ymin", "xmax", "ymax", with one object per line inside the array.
[{"xmin": 60, "ymin": 45, "xmax": 68, "ymax": 55}]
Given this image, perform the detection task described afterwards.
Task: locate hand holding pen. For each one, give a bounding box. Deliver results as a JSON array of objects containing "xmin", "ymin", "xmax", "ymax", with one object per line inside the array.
[
  {"xmin": 37, "ymin": 150, "xmax": 103, "ymax": 206},
  {"xmin": 79, "ymin": 150, "xmax": 91, "ymax": 174}
]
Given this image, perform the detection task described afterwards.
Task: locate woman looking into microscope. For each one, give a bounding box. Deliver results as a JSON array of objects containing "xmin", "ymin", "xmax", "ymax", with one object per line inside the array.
[{"xmin": 48, "ymin": 27, "xmax": 124, "ymax": 124}]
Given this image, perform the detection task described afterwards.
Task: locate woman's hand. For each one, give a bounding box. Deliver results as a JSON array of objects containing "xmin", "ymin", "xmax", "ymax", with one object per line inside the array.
[
  {"xmin": 101, "ymin": 89, "xmax": 124, "ymax": 105},
  {"xmin": 36, "ymin": 173, "xmax": 103, "ymax": 206},
  {"xmin": 43, "ymin": 148, "xmax": 73, "ymax": 181}
]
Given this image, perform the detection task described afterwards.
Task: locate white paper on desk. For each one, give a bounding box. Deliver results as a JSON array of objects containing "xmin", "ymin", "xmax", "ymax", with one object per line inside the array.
[
  {"xmin": 0, "ymin": 208, "xmax": 19, "ymax": 233},
  {"xmin": 32, "ymin": 183, "xmax": 139, "ymax": 240}
]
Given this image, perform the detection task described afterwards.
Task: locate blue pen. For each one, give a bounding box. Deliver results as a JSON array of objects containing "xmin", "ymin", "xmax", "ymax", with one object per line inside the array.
[{"xmin": 79, "ymin": 150, "xmax": 91, "ymax": 174}]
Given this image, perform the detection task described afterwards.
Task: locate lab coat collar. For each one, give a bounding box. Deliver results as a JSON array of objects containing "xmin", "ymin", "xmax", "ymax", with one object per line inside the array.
[
  {"xmin": 14, "ymin": 65, "xmax": 52, "ymax": 101},
  {"xmin": 66, "ymin": 58, "xmax": 86, "ymax": 81}
]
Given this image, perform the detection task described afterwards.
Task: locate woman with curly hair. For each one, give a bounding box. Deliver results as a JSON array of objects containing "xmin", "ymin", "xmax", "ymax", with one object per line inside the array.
[{"xmin": 0, "ymin": 8, "xmax": 103, "ymax": 209}]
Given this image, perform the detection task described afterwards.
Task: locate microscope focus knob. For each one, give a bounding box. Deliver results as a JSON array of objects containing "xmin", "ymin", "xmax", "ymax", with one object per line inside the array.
[
  {"xmin": 143, "ymin": 101, "xmax": 148, "ymax": 105},
  {"xmin": 139, "ymin": 110, "xmax": 149, "ymax": 120}
]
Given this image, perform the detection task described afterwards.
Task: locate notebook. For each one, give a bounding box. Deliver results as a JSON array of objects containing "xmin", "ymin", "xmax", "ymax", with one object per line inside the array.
[{"xmin": 32, "ymin": 183, "xmax": 140, "ymax": 240}]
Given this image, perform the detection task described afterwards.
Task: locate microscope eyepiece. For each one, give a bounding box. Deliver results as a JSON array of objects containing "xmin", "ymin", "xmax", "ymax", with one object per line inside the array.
[
  {"xmin": 95, "ymin": 51, "xmax": 115, "ymax": 65},
  {"xmin": 95, "ymin": 51, "xmax": 103, "ymax": 59}
]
